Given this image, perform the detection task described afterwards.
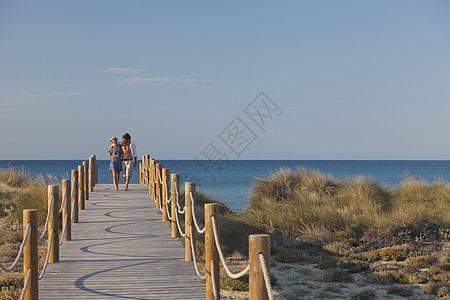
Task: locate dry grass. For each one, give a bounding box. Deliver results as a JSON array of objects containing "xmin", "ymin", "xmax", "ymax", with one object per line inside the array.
[{"xmin": 241, "ymin": 167, "xmax": 449, "ymax": 247}]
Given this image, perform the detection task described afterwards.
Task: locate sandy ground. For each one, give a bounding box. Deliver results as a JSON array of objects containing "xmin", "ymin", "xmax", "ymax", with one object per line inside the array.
[{"xmin": 218, "ymin": 260, "xmax": 439, "ymax": 300}]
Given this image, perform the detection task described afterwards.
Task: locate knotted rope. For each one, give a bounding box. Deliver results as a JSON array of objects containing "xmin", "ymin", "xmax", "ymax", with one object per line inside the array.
[{"xmin": 0, "ymin": 223, "xmax": 31, "ymax": 273}]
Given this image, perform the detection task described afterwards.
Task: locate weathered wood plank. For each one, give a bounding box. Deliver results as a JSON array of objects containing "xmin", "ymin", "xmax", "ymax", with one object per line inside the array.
[{"xmin": 39, "ymin": 184, "xmax": 205, "ymax": 299}]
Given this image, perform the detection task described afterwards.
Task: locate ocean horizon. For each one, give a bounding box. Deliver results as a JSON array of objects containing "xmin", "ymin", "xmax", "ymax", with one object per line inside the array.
[{"xmin": 1, "ymin": 159, "xmax": 449, "ymax": 211}]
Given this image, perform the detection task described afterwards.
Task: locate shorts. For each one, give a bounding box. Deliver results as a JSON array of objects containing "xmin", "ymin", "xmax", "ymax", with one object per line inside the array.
[{"xmin": 122, "ymin": 160, "xmax": 134, "ymax": 177}]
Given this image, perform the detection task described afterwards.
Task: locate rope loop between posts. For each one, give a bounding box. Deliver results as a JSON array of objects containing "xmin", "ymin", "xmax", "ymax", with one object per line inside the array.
[
  {"xmin": 189, "ymin": 225, "xmax": 206, "ymax": 280},
  {"xmin": 39, "ymin": 195, "xmax": 54, "ymax": 240},
  {"xmin": 0, "ymin": 223, "xmax": 31, "ymax": 273},
  {"xmin": 175, "ymin": 183, "xmax": 185, "ymax": 214},
  {"xmin": 19, "ymin": 268, "xmax": 32, "ymax": 300},
  {"xmin": 175, "ymin": 208, "xmax": 186, "ymax": 237},
  {"xmin": 59, "ymin": 214, "xmax": 69, "ymax": 245},
  {"xmin": 58, "ymin": 187, "xmax": 68, "ymax": 214},
  {"xmin": 259, "ymin": 253, "xmax": 274, "ymax": 300},
  {"xmin": 211, "ymin": 216, "xmax": 249, "ymax": 279},
  {"xmin": 211, "ymin": 259, "xmax": 218, "ymax": 300},
  {"xmin": 39, "ymin": 229, "xmax": 54, "ymax": 280},
  {"xmin": 158, "ymin": 169, "xmax": 163, "ymax": 184},
  {"xmin": 190, "ymin": 192, "xmax": 205, "ymax": 234},
  {"xmin": 166, "ymin": 194, "xmax": 172, "ymax": 221}
]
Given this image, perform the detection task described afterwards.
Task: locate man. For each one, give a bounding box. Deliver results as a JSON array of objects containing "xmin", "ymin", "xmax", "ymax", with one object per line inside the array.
[{"xmin": 120, "ymin": 133, "xmax": 137, "ymax": 191}]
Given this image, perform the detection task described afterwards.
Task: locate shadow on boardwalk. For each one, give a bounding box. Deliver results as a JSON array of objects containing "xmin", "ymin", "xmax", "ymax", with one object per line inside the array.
[{"xmin": 39, "ymin": 184, "xmax": 205, "ymax": 300}]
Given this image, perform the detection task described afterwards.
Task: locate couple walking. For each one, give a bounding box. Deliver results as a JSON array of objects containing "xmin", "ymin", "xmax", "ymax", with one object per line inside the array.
[{"xmin": 108, "ymin": 133, "xmax": 137, "ymax": 191}]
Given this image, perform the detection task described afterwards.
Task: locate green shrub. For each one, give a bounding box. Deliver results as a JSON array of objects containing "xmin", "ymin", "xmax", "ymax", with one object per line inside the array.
[
  {"xmin": 313, "ymin": 269, "xmax": 353, "ymax": 283},
  {"xmin": 386, "ymin": 284, "xmax": 414, "ymax": 297},
  {"xmin": 423, "ymin": 282, "xmax": 450, "ymax": 296},
  {"xmin": 274, "ymin": 248, "xmax": 307, "ymax": 263},
  {"xmin": 350, "ymin": 289, "xmax": 376, "ymax": 300},
  {"xmin": 406, "ymin": 255, "xmax": 433, "ymax": 268},
  {"xmin": 368, "ymin": 271, "xmax": 397, "ymax": 284},
  {"xmin": 367, "ymin": 245, "xmax": 409, "ymax": 261},
  {"xmin": 336, "ymin": 260, "xmax": 369, "ymax": 273},
  {"xmin": 220, "ymin": 278, "xmax": 249, "ymax": 292}
]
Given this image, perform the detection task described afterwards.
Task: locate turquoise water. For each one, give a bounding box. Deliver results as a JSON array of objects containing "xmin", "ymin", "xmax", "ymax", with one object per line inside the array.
[{"xmin": 1, "ymin": 160, "xmax": 449, "ymax": 211}]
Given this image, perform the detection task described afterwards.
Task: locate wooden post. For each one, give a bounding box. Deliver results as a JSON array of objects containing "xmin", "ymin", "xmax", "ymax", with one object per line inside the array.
[
  {"xmin": 249, "ymin": 234, "xmax": 271, "ymax": 300},
  {"xmin": 83, "ymin": 161, "xmax": 89, "ymax": 201},
  {"xmin": 155, "ymin": 163, "xmax": 162, "ymax": 209},
  {"xmin": 62, "ymin": 179, "xmax": 71, "ymax": 241},
  {"xmin": 23, "ymin": 209, "xmax": 38, "ymax": 300},
  {"xmin": 145, "ymin": 155, "xmax": 150, "ymax": 187},
  {"xmin": 92, "ymin": 155, "xmax": 97, "ymax": 185},
  {"xmin": 149, "ymin": 159, "xmax": 155, "ymax": 198},
  {"xmin": 95, "ymin": 162, "xmax": 98, "ymax": 184},
  {"xmin": 205, "ymin": 204, "xmax": 220, "ymax": 300},
  {"xmin": 89, "ymin": 156, "xmax": 94, "ymax": 192},
  {"xmin": 71, "ymin": 170, "xmax": 79, "ymax": 223},
  {"xmin": 142, "ymin": 155, "xmax": 147, "ymax": 186},
  {"xmin": 78, "ymin": 165, "xmax": 85, "ymax": 210},
  {"xmin": 48, "ymin": 185, "xmax": 59, "ymax": 263},
  {"xmin": 139, "ymin": 163, "xmax": 142, "ymax": 184},
  {"xmin": 171, "ymin": 173, "xmax": 180, "ymax": 238},
  {"xmin": 162, "ymin": 168, "xmax": 169, "ymax": 221},
  {"xmin": 185, "ymin": 182, "xmax": 195, "ymax": 261}
]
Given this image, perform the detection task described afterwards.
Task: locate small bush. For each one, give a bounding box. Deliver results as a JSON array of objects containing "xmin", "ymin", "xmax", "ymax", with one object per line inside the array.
[
  {"xmin": 336, "ymin": 260, "xmax": 369, "ymax": 273},
  {"xmin": 350, "ymin": 289, "xmax": 376, "ymax": 300},
  {"xmin": 274, "ymin": 248, "xmax": 307, "ymax": 263},
  {"xmin": 316, "ymin": 256, "xmax": 337, "ymax": 270},
  {"xmin": 406, "ymin": 255, "xmax": 433, "ymax": 268},
  {"xmin": 368, "ymin": 271, "xmax": 397, "ymax": 284},
  {"xmin": 324, "ymin": 241, "xmax": 353, "ymax": 256},
  {"xmin": 220, "ymin": 278, "xmax": 249, "ymax": 292},
  {"xmin": 313, "ymin": 269, "xmax": 353, "ymax": 283},
  {"xmin": 434, "ymin": 263, "xmax": 450, "ymax": 272},
  {"xmin": 386, "ymin": 284, "xmax": 414, "ymax": 297},
  {"xmin": 423, "ymin": 283, "xmax": 450, "ymax": 296},
  {"xmin": 367, "ymin": 245, "xmax": 409, "ymax": 261}
]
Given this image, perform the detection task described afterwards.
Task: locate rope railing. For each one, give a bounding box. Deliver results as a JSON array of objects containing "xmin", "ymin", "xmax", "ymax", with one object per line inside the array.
[
  {"xmin": 0, "ymin": 223, "xmax": 32, "ymax": 273},
  {"xmin": 189, "ymin": 226, "xmax": 206, "ymax": 280},
  {"xmin": 39, "ymin": 229, "xmax": 54, "ymax": 280},
  {"xmin": 259, "ymin": 253, "xmax": 274, "ymax": 300},
  {"xmin": 142, "ymin": 157, "xmax": 273, "ymax": 299},
  {"xmin": 175, "ymin": 183, "xmax": 185, "ymax": 214},
  {"xmin": 20, "ymin": 268, "xmax": 32, "ymax": 300},
  {"xmin": 211, "ymin": 216, "xmax": 249, "ymax": 279},
  {"xmin": 59, "ymin": 214, "xmax": 69, "ymax": 246},
  {"xmin": 39, "ymin": 195, "xmax": 54, "ymax": 240},
  {"xmin": 58, "ymin": 187, "xmax": 68, "ymax": 215},
  {"xmin": 211, "ymin": 260, "xmax": 218, "ymax": 300},
  {"xmin": 190, "ymin": 192, "xmax": 205, "ymax": 234},
  {"xmin": 1, "ymin": 155, "xmax": 97, "ymax": 300}
]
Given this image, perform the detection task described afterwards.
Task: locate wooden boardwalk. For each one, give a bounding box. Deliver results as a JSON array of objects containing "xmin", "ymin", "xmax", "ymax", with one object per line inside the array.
[{"xmin": 39, "ymin": 184, "xmax": 206, "ymax": 299}]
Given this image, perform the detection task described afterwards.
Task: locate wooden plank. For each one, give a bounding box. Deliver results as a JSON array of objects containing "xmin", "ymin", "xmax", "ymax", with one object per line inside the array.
[{"xmin": 39, "ymin": 184, "xmax": 205, "ymax": 299}]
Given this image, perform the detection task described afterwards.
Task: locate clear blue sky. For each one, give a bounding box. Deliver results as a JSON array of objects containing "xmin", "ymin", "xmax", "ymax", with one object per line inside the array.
[{"xmin": 1, "ymin": 1, "xmax": 449, "ymax": 160}]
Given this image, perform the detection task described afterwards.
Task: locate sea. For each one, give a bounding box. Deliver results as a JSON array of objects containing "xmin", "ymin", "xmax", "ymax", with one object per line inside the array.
[{"xmin": 1, "ymin": 160, "xmax": 449, "ymax": 212}]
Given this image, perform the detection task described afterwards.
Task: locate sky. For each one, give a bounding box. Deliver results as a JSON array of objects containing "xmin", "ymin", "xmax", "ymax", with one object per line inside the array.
[{"xmin": 1, "ymin": 1, "xmax": 449, "ymax": 160}]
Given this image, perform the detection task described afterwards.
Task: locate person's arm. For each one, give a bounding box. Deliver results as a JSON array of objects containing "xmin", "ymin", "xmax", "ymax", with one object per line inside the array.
[{"xmin": 131, "ymin": 143, "xmax": 137, "ymax": 167}]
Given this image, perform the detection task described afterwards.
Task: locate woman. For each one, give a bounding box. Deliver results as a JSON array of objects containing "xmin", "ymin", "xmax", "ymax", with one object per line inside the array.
[{"xmin": 108, "ymin": 137, "xmax": 123, "ymax": 191}]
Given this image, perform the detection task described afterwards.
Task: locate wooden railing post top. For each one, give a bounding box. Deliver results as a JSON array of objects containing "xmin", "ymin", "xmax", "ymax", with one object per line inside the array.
[
  {"xmin": 171, "ymin": 173, "xmax": 179, "ymax": 177},
  {"xmin": 23, "ymin": 209, "xmax": 38, "ymax": 214},
  {"xmin": 185, "ymin": 182, "xmax": 196, "ymax": 188},
  {"xmin": 72, "ymin": 169, "xmax": 78, "ymax": 175},
  {"xmin": 62, "ymin": 179, "xmax": 70, "ymax": 184},
  {"xmin": 249, "ymin": 234, "xmax": 270, "ymax": 241},
  {"xmin": 205, "ymin": 203, "xmax": 219, "ymax": 209},
  {"xmin": 48, "ymin": 185, "xmax": 59, "ymax": 191}
]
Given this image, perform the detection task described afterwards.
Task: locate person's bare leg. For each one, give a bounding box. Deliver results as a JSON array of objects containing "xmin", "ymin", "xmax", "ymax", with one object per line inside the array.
[
  {"xmin": 124, "ymin": 176, "xmax": 130, "ymax": 191},
  {"xmin": 114, "ymin": 172, "xmax": 119, "ymax": 191}
]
